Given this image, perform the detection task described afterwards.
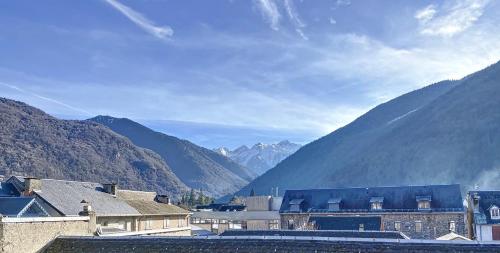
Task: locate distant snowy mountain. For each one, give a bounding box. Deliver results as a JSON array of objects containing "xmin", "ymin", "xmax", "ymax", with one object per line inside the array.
[{"xmin": 214, "ymin": 141, "xmax": 301, "ymax": 175}]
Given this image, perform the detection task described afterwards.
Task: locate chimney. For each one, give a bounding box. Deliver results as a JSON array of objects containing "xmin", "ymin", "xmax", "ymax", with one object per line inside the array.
[
  {"xmin": 103, "ymin": 183, "xmax": 117, "ymax": 196},
  {"xmin": 80, "ymin": 200, "xmax": 93, "ymax": 214},
  {"xmin": 472, "ymin": 192, "xmax": 481, "ymax": 213},
  {"xmin": 24, "ymin": 177, "xmax": 42, "ymax": 196},
  {"xmin": 156, "ymin": 195, "xmax": 171, "ymax": 205}
]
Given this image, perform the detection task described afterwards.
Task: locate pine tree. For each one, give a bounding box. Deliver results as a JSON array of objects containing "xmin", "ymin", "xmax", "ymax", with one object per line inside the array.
[
  {"xmin": 189, "ymin": 188, "xmax": 196, "ymax": 206},
  {"xmin": 249, "ymin": 188, "xmax": 255, "ymax": 197}
]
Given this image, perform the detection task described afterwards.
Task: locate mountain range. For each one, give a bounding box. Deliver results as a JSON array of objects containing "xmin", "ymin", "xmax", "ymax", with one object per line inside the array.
[
  {"xmin": 89, "ymin": 116, "xmax": 257, "ymax": 197},
  {"xmin": 214, "ymin": 141, "xmax": 301, "ymax": 175},
  {"xmin": 0, "ymin": 98, "xmax": 188, "ymax": 198},
  {"xmin": 233, "ymin": 60, "xmax": 500, "ymax": 197}
]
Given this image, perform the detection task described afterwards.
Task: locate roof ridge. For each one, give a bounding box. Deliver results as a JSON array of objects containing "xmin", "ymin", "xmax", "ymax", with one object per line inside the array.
[{"xmin": 286, "ymin": 184, "xmax": 460, "ymax": 191}]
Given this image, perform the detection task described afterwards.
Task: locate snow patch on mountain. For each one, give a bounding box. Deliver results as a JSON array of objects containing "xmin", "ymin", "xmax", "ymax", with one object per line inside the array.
[{"xmin": 214, "ymin": 140, "xmax": 301, "ymax": 175}]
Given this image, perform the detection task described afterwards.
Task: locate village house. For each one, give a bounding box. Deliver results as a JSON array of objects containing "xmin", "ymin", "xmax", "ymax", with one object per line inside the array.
[
  {"xmin": 191, "ymin": 196, "xmax": 281, "ymax": 234},
  {"xmin": 467, "ymin": 190, "xmax": 500, "ymax": 241},
  {"xmin": 3, "ymin": 176, "xmax": 191, "ymax": 236},
  {"xmin": 279, "ymin": 184, "xmax": 466, "ymax": 239}
]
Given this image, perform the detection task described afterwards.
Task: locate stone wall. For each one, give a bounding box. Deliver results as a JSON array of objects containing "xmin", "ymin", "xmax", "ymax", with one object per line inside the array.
[
  {"xmin": 280, "ymin": 212, "xmax": 466, "ymax": 239},
  {"xmin": 381, "ymin": 212, "xmax": 466, "ymax": 239},
  {"xmin": 43, "ymin": 236, "xmax": 500, "ymax": 253},
  {"xmin": 0, "ymin": 217, "xmax": 93, "ymax": 253}
]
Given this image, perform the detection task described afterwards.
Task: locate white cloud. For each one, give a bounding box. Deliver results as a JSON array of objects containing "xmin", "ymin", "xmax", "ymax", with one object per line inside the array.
[
  {"xmin": 254, "ymin": 0, "xmax": 281, "ymax": 31},
  {"xmin": 416, "ymin": 0, "xmax": 491, "ymax": 37},
  {"xmin": 329, "ymin": 17, "xmax": 337, "ymax": 25},
  {"xmin": 104, "ymin": 0, "xmax": 173, "ymax": 39},
  {"xmin": 414, "ymin": 4, "xmax": 437, "ymax": 24}
]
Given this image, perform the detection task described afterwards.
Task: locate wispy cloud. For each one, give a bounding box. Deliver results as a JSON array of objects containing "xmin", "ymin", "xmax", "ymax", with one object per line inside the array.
[
  {"xmin": 254, "ymin": 0, "xmax": 281, "ymax": 31},
  {"xmin": 284, "ymin": 0, "xmax": 308, "ymax": 40},
  {"xmin": 0, "ymin": 81, "xmax": 93, "ymax": 116},
  {"xmin": 254, "ymin": 0, "xmax": 308, "ymax": 40},
  {"xmin": 416, "ymin": 0, "xmax": 490, "ymax": 37},
  {"xmin": 104, "ymin": 0, "xmax": 173, "ymax": 39},
  {"xmin": 336, "ymin": 0, "xmax": 351, "ymax": 7},
  {"xmin": 414, "ymin": 4, "xmax": 437, "ymax": 24}
]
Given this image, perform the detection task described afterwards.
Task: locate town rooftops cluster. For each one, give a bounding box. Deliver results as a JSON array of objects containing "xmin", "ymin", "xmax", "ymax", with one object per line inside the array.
[
  {"xmin": 279, "ymin": 184, "xmax": 464, "ymax": 213},
  {"xmin": 0, "ymin": 176, "xmax": 188, "ymax": 218}
]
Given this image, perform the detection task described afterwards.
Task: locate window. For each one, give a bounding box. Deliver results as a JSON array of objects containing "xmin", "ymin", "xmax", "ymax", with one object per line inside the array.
[
  {"xmin": 418, "ymin": 201, "xmax": 431, "ymax": 210},
  {"xmin": 359, "ymin": 224, "xmax": 365, "ymax": 232},
  {"xmin": 415, "ymin": 221, "xmax": 422, "ymax": 233},
  {"xmin": 269, "ymin": 220, "xmax": 280, "ymax": 230},
  {"xmin": 371, "ymin": 202, "xmax": 382, "ymax": 210},
  {"xmin": 328, "ymin": 203, "xmax": 340, "ymax": 212},
  {"xmin": 144, "ymin": 219, "xmax": 152, "ymax": 230},
  {"xmin": 491, "ymin": 206, "xmax": 500, "ymax": 220},
  {"xmin": 449, "ymin": 221, "xmax": 456, "ymax": 232},
  {"xmin": 290, "ymin": 204, "xmax": 301, "ymax": 212},
  {"xmin": 394, "ymin": 221, "xmax": 401, "ymax": 231},
  {"xmin": 288, "ymin": 219, "xmax": 295, "ymax": 230},
  {"xmin": 163, "ymin": 218, "xmax": 169, "ymax": 229}
]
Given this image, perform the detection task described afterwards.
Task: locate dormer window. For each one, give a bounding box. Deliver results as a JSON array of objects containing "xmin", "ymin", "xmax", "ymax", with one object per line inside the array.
[
  {"xmin": 289, "ymin": 199, "xmax": 304, "ymax": 212},
  {"xmin": 416, "ymin": 195, "xmax": 432, "ymax": 210},
  {"xmin": 369, "ymin": 197, "xmax": 384, "ymax": 210},
  {"xmin": 490, "ymin": 205, "xmax": 500, "ymax": 220},
  {"xmin": 327, "ymin": 198, "xmax": 341, "ymax": 211}
]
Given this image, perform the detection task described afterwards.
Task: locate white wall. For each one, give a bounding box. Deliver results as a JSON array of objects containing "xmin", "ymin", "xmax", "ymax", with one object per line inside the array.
[{"xmin": 476, "ymin": 225, "xmax": 493, "ymax": 241}]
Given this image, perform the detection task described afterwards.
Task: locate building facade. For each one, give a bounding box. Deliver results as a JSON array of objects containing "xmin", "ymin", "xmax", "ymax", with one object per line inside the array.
[
  {"xmin": 4, "ymin": 176, "xmax": 191, "ymax": 236},
  {"xmin": 467, "ymin": 191, "xmax": 500, "ymax": 241},
  {"xmin": 279, "ymin": 185, "xmax": 466, "ymax": 239}
]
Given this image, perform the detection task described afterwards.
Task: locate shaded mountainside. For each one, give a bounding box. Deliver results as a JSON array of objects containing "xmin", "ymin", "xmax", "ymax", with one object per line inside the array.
[
  {"xmin": 89, "ymin": 116, "xmax": 257, "ymax": 197},
  {"xmin": 214, "ymin": 141, "xmax": 302, "ymax": 175},
  {"xmin": 235, "ymin": 61, "xmax": 500, "ymax": 197},
  {"xmin": 0, "ymin": 98, "xmax": 188, "ymax": 198}
]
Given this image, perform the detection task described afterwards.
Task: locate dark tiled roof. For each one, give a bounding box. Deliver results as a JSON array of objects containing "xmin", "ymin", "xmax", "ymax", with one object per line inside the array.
[
  {"xmin": 0, "ymin": 197, "xmax": 49, "ymax": 217},
  {"xmin": 0, "ymin": 182, "xmax": 19, "ymax": 197},
  {"xmin": 191, "ymin": 211, "xmax": 280, "ymax": 221},
  {"xmin": 218, "ymin": 205, "xmax": 246, "ymax": 212},
  {"xmin": 44, "ymin": 236, "xmax": 500, "ymax": 253},
  {"xmin": 280, "ymin": 184, "xmax": 463, "ymax": 213},
  {"xmin": 219, "ymin": 229, "xmax": 405, "ymax": 239},
  {"xmin": 196, "ymin": 203, "xmax": 246, "ymax": 211},
  {"xmin": 309, "ymin": 216, "xmax": 381, "ymax": 231},
  {"xmin": 469, "ymin": 191, "xmax": 500, "ymax": 225}
]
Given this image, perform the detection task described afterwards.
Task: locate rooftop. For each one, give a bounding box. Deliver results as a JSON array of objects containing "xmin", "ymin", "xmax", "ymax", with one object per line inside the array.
[
  {"xmin": 469, "ymin": 190, "xmax": 500, "ymax": 225},
  {"xmin": 0, "ymin": 197, "xmax": 49, "ymax": 217},
  {"xmin": 191, "ymin": 211, "xmax": 280, "ymax": 221},
  {"xmin": 43, "ymin": 236, "xmax": 500, "ymax": 253},
  {"xmin": 280, "ymin": 184, "xmax": 464, "ymax": 213}
]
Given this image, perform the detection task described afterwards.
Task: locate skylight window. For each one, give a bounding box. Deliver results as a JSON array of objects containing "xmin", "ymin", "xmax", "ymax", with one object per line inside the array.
[{"xmin": 491, "ymin": 205, "xmax": 500, "ymax": 219}]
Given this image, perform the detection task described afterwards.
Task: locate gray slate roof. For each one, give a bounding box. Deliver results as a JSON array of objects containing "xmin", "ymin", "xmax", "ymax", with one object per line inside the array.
[
  {"xmin": 280, "ymin": 184, "xmax": 464, "ymax": 213},
  {"xmin": 34, "ymin": 179, "xmax": 140, "ymax": 216}
]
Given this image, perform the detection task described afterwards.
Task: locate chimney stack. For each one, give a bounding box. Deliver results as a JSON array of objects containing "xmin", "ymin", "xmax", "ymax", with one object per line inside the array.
[
  {"xmin": 156, "ymin": 195, "xmax": 171, "ymax": 205},
  {"xmin": 103, "ymin": 183, "xmax": 117, "ymax": 196},
  {"xmin": 24, "ymin": 177, "xmax": 42, "ymax": 196},
  {"xmin": 472, "ymin": 192, "xmax": 481, "ymax": 212}
]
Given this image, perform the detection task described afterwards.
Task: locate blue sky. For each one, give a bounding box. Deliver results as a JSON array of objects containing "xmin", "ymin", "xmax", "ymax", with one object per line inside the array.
[{"xmin": 1, "ymin": 0, "xmax": 500, "ymax": 148}]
